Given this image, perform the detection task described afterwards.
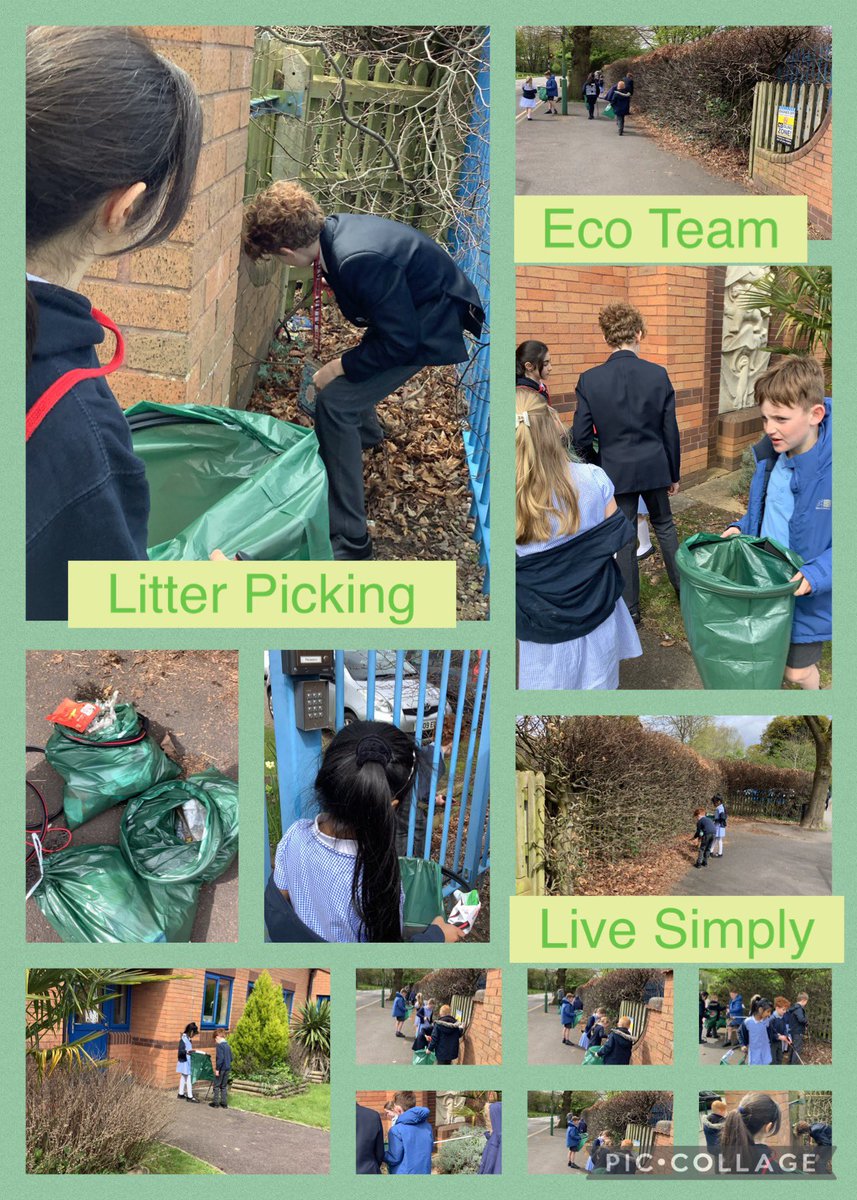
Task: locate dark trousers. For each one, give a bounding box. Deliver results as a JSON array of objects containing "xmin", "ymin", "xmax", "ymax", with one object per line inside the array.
[
  {"xmin": 696, "ymin": 832, "xmax": 714, "ymax": 866},
  {"xmin": 586, "ymin": 98, "xmax": 596, "ymax": 118},
  {"xmin": 616, "ymin": 113, "xmax": 625, "ymax": 134},
  {"xmin": 213, "ymin": 1070, "xmax": 230, "ymax": 1105},
  {"xmin": 314, "ymin": 363, "xmax": 422, "ymax": 554},
  {"xmin": 615, "ymin": 488, "xmax": 681, "ymax": 616}
]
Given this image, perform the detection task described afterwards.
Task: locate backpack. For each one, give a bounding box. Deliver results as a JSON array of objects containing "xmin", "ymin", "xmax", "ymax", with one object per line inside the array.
[{"xmin": 177, "ymin": 1037, "xmax": 188, "ymax": 1063}]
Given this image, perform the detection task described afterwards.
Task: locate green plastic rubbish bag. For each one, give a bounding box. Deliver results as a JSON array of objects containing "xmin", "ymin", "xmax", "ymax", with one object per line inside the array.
[
  {"xmin": 32, "ymin": 844, "xmax": 199, "ymax": 942},
  {"xmin": 126, "ymin": 402, "xmax": 332, "ymax": 561},
  {"xmin": 676, "ymin": 533, "xmax": 804, "ymax": 690},
  {"xmin": 190, "ymin": 1050, "xmax": 215, "ymax": 1083},
  {"xmin": 45, "ymin": 703, "xmax": 181, "ymax": 829},
  {"xmin": 121, "ymin": 770, "xmax": 239, "ymax": 885},
  {"xmin": 582, "ymin": 1046, "xmax": 604, "ymax": 1066},
  {"xmin": 399, "ymin": 856, "xmax": 445, "ymax": 935},
  {"xmin": 413, "ymin": 1048, "xmax": 437, "ymax": 1066}
]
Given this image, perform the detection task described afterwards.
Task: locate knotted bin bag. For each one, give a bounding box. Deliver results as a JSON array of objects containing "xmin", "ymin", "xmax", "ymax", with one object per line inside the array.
[{"xmin": 45, "ymin": 702, "xmax": 181, "ymax": 829}]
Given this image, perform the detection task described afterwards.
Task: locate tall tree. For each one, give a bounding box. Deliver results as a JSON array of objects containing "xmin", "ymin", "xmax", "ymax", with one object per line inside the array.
[
  {"xmin": 757, "ymin": 716, "xmax": 816, "ymax": 771},
  {"xmin": 647, "ymin": 715, "xmax": 715, "ymax": 744},
  {"xmin": 569, "ymin": 26, "xmax": 593, "ymax": 96},
  {"xmin": 800, "ymin": 716, "xmax": 832, "ymax": 830}
]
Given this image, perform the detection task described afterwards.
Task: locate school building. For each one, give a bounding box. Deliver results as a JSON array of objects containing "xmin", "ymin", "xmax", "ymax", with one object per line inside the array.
[
  {"xmin": 41, "ymin": 968, "xmax": 330, "ymax": 1089},
  {"xmin": 517, "ymin": 265, "xmax": 783, "ymax": 485}
]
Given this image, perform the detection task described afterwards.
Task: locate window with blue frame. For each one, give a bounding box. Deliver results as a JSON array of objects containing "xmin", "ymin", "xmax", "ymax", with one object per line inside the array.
[
  {"xmin": 282, "ymin": 989, "xmax": 294, "ymax": 1017},
  {"xmin": 316, "ymin": 994, "xmax": 330, "ymax": 1009},
  {"xmin": 201, "ymin": 973, "xmax": 233, "ymax": 1029}
]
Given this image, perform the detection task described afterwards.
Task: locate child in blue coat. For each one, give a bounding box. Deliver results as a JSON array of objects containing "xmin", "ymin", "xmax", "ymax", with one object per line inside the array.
[
  {"xmin": 392, "ymin": 988, "xmax": 408, "ymax": 1038},
  {"xmin": 384, "ymin": 1093, "xmax": 434, "ymax": 1174},
  {"xmin": 566, "ymin": 1115, "xmax": 585, "ymax": 1168},
  {"xmin": 724, "ymin": 358, "xmax": 831, "ymax": 689},
  {"xmin": 560, "ymin": 993, "xmax": 577, "ymax": 1045}
]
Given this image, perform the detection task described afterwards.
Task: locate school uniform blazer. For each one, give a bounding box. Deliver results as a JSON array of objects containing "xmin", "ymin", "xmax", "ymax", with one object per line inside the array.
[
  {"xmin": 319, "ymin": 214, "xmax": 484, "ymax": 384},
  {"xmin": 356, "ymin": 1104, "xmax": 386, "ymax": 1174},
  {"xmin": 573, "ymin": 350, "xmax": 681, "ymax": 494}
]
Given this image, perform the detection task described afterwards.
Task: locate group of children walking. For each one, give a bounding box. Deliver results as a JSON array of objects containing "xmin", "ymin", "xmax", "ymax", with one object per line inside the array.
[
  {"xmin": 392, "ymin": 988, "xmax": 466, "ymax": 1065},
  {"xmin": 175, "ymin": 1023, "xmax": 232, "ymax": 1108},
  {"xmin": 699, "ymin": 989, "xmax": 810, "ymax": 1065},
  {"xmin": 559, "ymin": 993, "xmax": 635, "ymax": 1065}
]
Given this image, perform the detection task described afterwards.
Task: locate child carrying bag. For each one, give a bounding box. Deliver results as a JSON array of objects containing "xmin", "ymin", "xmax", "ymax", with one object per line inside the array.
[
  {"xmin": 582, "ymin": 1046, "xmax": 605, "ymax": 1066},
  {"xmin": 412, "ymin": 1048, "xmax": 437, "ymax": 1066}
]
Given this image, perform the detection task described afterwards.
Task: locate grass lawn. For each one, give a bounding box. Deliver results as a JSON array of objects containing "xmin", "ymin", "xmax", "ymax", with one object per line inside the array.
[
  {"xmin": 639, "ymin": 501, "xmax": 832, "ymax": 688},
  {"xmin": 229, "ymin": 1084, "xmax": 331, "ymax": 1130},
  {"xmin": 141, "ymin": 1143, "xmax": 221, "ymax": 1174}
]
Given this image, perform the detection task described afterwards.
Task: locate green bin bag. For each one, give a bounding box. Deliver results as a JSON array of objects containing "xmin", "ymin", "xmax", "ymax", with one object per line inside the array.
[
  {"xmin": 32, "ymin": 844, "xmax": 199, "ymax": 942},
  {"xmin": 190, "ymin": 1050, "xmax": 215, "ymax": 1083},
  {"xmin": 45, "ymin": 703, "xmax": 181, "ymax": 829},
  {"xmin": 399, "ymin": 856, "xmax": 445, "ymax": 936},
  {"xmin": 126, "ymin": 402, "xmax": 332, "ymax": 561},
  {"xmin": 676, "ymin": 533, "xmax": 804, "ymax": 690},
  {"xmin": 120, "ymin": 770, "xmax": 239, "ymax": 885},
  {"xmin": 413, "ymin": 1049, "xmax": 437, "ymax": 1066},
  {"xmin": 581, "ymin": 1047, "xmax": 604, "ymax": 1066}
]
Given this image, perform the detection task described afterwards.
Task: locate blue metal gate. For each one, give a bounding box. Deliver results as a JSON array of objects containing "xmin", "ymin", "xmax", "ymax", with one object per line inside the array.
[
  {"xmin": 451, "ymin": 41, "xmax": 490, "ymax": 594},
  {"xmin": 266, "ymin": 650, "xmax": 490, "ymax": 896}
]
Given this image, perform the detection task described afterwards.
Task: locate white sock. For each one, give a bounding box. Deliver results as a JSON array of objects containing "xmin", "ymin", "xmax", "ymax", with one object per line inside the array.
[{"xmin": 637, "ymin": 517, "xmax": 652, "ymax": 556}]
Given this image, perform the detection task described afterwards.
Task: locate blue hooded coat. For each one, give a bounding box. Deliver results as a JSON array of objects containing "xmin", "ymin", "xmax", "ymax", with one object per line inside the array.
[
  {"xmin": 392, "ymin": 993, "xmax": 408, "ymax": 1020},
  {"xmin": 385, "ymin": 1106, "xmax": 434, "ymax": 1174},
  {"xmin": 730, "ymin": 400, "xmax": 831, "ymax": 642},
  {"xmin": 478, "ymin": 1102, "xmax": 502, "ymax": 1174},
  {"xmin": 560, "ymin": 998, "xmax": 577, "ymax": 1028}
]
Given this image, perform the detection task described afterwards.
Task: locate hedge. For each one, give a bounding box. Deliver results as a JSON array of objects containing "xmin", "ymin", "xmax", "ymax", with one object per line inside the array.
[
  {"xmin": 716, "ymin": 758, "xmax": 814, "ymax": 823},
  {"xmin": 602, "ymin": 26, "xmax": 829, "ymax": 155},
  {"xmin": 579, "ymin": 969, "xmax": 665, "ymax": 1023}
]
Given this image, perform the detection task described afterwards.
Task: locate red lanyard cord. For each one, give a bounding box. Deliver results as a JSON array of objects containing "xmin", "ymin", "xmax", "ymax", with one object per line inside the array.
[{"xmin": 26, "ymin": 307, "xmax": 125, "ymax": 442}]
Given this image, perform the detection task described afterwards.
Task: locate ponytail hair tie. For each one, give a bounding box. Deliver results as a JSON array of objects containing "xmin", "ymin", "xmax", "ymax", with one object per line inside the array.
[
  {"xmin": 356, "ymin": 735, "xmax": 392, "ymax": 767},
  {"xmin": 515, "ymin": 411, "xmax": 531, "ymax": 427}
]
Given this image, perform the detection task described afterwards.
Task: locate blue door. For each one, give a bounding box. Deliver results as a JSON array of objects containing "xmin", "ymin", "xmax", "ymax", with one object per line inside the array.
[
  {"xmin": 67, "ymin": 988, "xmax": 132, "ymax": 1062},
  {"xmin": 67, "ymin": 1006, "xmax": 109, "ymax": 1062}
]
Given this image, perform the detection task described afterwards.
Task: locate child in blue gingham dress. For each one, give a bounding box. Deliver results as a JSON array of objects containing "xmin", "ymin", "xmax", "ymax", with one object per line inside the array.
[
  {"xmin": 272, "ymin": 720, "xmax": 462, "ymax": 943},
  {"xmin": 274, "ymin": 814, "xmax": 404, "ymax": 941}
]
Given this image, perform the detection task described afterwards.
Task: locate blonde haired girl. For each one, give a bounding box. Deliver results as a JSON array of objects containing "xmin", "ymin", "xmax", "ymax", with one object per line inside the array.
[{"xmin": 516, "ymin": 389, "xmax": 641, "ymax": 689}]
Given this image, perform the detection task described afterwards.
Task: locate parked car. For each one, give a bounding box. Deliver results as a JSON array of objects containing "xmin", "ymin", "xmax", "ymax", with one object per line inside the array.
[{"xmin": 264, "ymin": 650, "xmax": 451, "ymax": 735}]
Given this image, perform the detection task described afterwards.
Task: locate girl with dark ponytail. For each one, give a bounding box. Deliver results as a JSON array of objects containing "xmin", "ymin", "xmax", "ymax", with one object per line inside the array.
[
  {"xmin": 719, "ymin": 1092, "xmax": 784, "ymax": 1174},
  {"xmin": 26, "ymin": 27, "xmax": 203, "ymax": 620},
  {"xmin": 516, "ymin": 339, "xmax": 552, "ymax": 401},
  {"xmin": 272, "ymin": 720, "xmax": 462, "ymax": 943}
]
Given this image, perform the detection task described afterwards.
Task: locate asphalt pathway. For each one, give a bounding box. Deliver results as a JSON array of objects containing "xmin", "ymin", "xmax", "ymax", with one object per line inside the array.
[
  {"xmin": 516, "ymin": 88, "xmax": 750, "ymax": 196},
  {"xmin": 528, "ymin": 1119, "xmax": 588, "ymax": 1175},
  {"xmin": 620, "ymin": 625, "xmax": 702, "ymax": 690},
  {"xmin": 672, "ymin": 821, "xmax": 832, "ymax": 896},
  {"xmin": 356, "ymin": 989, "xmax": 421, "ymax": 1063},
  {"xmin": 528, "ymin": 1002, "xmax": 586, "ymax": 1064},
  {"xmin": 165, "ymin": 1099, "xmax": 330, "ymax": 1175}
]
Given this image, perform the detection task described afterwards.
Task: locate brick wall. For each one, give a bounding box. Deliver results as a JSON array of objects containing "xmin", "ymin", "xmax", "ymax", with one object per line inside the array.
[
  {"xmin": 461, "ymin": 969, "xmax": 502, "ymax": 1065},
  {"xmin": 82, "ymin": 26, "xmax": 254, "ymax": 410},
  {"xmin": 723, "ymin": 1091, "xmax": 792, "ymax": 1146},
  {"xmin": 752, "ymin": 112, "xmax": 832, "ymax": 239},
  {"xmin": 231, "ymin": 256, "xmax": 285, "ymax": 408},
  {"xmin": 516, "ymin": 266, "xmax": 726, "ymax": 485},
  {"xmin": 43, "ymin": 967, "xmax": 330, "ymax": 1089},
  {"xmin": 649, "ymin": 1124, "xmax": 674, "ymax": 1173},
  {"xmin": 632, "ymin": 971, "xmax": 673, "ymax": 1065}
]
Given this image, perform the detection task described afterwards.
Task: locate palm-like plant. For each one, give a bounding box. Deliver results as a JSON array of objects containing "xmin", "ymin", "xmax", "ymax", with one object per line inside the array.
[
  {"xmin": 26, "ymin": 969, "xmax": 173, "ymax": 1079},
  {"xmin": 291, "ymin": 999, "xmax": 331, "ymax": 1080},
  {"xmin": 741, "ymin": 265, "xmax": 832, "ymax": 373}
]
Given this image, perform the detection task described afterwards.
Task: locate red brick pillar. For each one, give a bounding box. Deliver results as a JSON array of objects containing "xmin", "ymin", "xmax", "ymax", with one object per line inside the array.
[{"xmin": 82, "ymin": 26, "xmax": 254, "ymax": 409}]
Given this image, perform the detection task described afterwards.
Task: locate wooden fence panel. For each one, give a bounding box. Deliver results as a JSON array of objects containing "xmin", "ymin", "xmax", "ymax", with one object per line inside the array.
[
  {"xmin": 751, "ymin": 79, "xmax": 831, "ymax": 157},
  {"xmin": 516, "ymin": 770, "xmax": 545, "ymax": 895}
]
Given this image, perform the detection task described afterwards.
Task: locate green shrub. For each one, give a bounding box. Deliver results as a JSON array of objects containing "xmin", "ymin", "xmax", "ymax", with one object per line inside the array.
[
  {"xmin": 436, "ymin": 1134, "xmax": 485, "ymax": 1175},
  {"xmin": 229, "ymin": 970, "xmax": 290, "ymax": 1076}
]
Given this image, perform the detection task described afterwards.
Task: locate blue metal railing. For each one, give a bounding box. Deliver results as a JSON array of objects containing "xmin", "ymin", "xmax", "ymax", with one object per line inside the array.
[
  {"xmin": 450, "ymin": 36, "xmax": 490, "ymax": 594},
  {"xmin": 266, "ymin": 649, "xmax": 490, "ymax": 896}
]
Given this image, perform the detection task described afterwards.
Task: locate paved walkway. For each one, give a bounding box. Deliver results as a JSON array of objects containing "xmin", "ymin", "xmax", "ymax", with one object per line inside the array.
[
  {"xmin": 672, "ymin": 821, "xmax": 832, "ymax": 896},
  {"xmin": 528, "ymin": 1119, "xmax": 586, "ymax": 1175},
  {"xmin": 528, "ymin": 1002, "xmax": 586, "ymax": 1064},
  {"xmin": 620, "ymin": 626, "xmax": 702, "ymax": 689},
  {"xmin": 356, "ymin": 990, "xmax": 420, "ymax": 1063},
  {"xmin": 165, "ymin": 1099, "xmax": 330, "ymax": 1175},
  {"xmin": 516, "ymin": 87, "xmax": 750, "ymax": 196}
]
